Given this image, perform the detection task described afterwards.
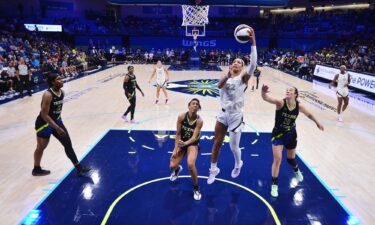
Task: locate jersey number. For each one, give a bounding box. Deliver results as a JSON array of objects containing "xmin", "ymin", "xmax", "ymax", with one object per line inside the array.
[{"xmin": 226, "ymin": 84, "xmax": 235, "ymax": 90}]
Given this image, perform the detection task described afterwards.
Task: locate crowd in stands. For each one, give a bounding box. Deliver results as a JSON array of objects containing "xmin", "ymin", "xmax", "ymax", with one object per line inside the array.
[
  {"xmin": 67, "ymin": 7, "xmax": 375, "ymax": 75},
  {"xmin": 103, "ymin": 35, "xmax": 375, "ymax": 75},
  {"xmin": 0, "ymin": 19, "xmax": 107, "ymax": 100},
  {"xmin": 270, "ymin": 8, "xmax": 375, "ymax": 38},
  {"xmin": 104, "ymin": 46, "xmax": 251, "ymax": 66},
  {"xmin": 261, "ymin": 36, "xmax": 375, "ymax": 78}
]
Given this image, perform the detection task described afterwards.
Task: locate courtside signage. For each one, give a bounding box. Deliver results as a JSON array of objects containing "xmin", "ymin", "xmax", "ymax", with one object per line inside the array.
[{"xmin": 24, "ymin": 24, "xmax": 62, "ymax": 32}]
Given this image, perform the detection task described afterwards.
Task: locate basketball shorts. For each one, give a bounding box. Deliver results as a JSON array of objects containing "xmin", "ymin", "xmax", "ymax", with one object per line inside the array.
[
  {"xmin": 336, "ymin": 88, "xmax": 349, "ymax": 98},
  {"xmin": 125, "ymin": 91, "xmax": 135, "ymax": 101},
  {"xmin": 171, "ymin": 142, "xmax": 200, "ymax": 160},
  {"xmin": 271, "ymin": 127, "xmax": 297, "ymax": 149},
  {"xmin": 35, "ymin": 116, "xmax": 63, "ymax": 138},
  {"xmin": 216, "ymin": 109, "xmax": 244, "ymax": 133},
  {"xmin": 181, "ymin": 142, "xmax": 200, "ymax": 152},
  {"xmin": 156, "ymin": 79, "xmax": 167, "ymax": 87}
]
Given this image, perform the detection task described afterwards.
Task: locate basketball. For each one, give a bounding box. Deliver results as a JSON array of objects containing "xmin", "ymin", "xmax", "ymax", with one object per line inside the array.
[{"xmin": 234, "ymin": 24, "xmax": 252, "ymax": 43}]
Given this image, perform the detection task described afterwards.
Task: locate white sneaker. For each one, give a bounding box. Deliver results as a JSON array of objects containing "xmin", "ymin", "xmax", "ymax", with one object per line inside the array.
[
  {"xmin": 207, "ymin": 168, "xmax": 220, "ymax": 184},
  {"xmin": 337, "ymin": 116, "xmax": 343, "ymax": 122},
  {"xmin": 130, "ymin": 119, "xmax": 138, "ymax": 124},
  {"xmin": 271, "ymin": 185, "xmax": 278, "ymax": 197},
  {"xmin": 231, "ymin": 160, "xmax": 243, "ymax": 178},
  {"xmin": 170, "ymin": 165, "xmax": 183, "ymax": 182},
  {"xmin": 121, "ymin": 115, "xmax": 129, "ymax": 122},
  {"xmin": 193, "ymin": 188, "xmax": 202, "ymax": 201},
  {"xmin": 295, "ymin": 170, "xmax": 304, "ymax": 182}
]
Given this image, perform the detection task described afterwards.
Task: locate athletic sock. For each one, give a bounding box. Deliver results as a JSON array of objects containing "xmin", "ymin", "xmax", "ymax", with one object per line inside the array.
[
  {"xmin": 75, "ymin": 164, "xmax": 82, "ymax": 171},
  {"xmin": 174, "ymin": 166, "xmax": 180, "ymax": 175},
  {"xmin": 287, "ymin": 158, "xmax": 299, "ymax": 172},
  {"xmin": 210, "ymin": 162, "xmax": 217, "ymax": 170},
  {"xmin": 272, "ymin": 177, "xmax": 278, "ymax": 185}
]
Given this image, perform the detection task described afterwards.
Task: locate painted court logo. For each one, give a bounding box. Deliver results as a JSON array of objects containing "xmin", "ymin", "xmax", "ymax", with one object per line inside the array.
[{"xmin": 164, "ymin": 79, "xmax": 220, "ymax": 97}]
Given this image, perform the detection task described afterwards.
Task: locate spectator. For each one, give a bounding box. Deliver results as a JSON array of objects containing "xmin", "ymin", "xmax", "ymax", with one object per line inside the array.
[
  {"xmin": 0, "ymin": 68, "xmax": 15, "ymax": 98},
  {"xmin": 16, "ymin": 58, "xmax": 32, "ymax": 97}
]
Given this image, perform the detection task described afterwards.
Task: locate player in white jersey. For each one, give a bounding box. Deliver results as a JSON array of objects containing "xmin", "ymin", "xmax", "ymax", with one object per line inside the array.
[
  {"xmin": 207, "ymin": 27, "xmax": 257, "ymax": 184},
  {"xmin": 149, "ymin": 60, "xmax": 170, "ymax": 104},
  {"xmin": 331, "ymin": 65, "xmax": 351, "ymax": 122}
]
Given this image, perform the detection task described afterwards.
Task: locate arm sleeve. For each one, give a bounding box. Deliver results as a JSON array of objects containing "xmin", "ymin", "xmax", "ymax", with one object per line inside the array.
[{"xmin": 246, "ymin": 46, "xmax": 257, "ymax": 76}]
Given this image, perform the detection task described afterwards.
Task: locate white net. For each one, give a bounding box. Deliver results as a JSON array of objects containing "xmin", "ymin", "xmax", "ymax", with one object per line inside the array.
[{"xmin": 181, "ymin": 5, "xmax": 209, "ymax": 26}]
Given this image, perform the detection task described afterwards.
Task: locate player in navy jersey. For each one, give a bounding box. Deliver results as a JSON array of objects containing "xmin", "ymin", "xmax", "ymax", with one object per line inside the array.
[
  {"xmin": 169, "ymin": 98, "xmax": 203, "ymax": 200},
  {"xmin": 122, "ymin": 66, "xmax": 144, "ymax": 123},
  {"xmin": 262, "ymin": 85, "xmax": 324, "ymax": 197},
  {"xmin": 33, "ymin": 73, "xmax": 90, "ymax": 176}
]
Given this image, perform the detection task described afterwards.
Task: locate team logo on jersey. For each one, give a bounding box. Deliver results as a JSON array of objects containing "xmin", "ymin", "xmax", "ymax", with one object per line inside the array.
[{"xmin": 163, "ymin": 79, "xmax": 219, "ymax": 98}]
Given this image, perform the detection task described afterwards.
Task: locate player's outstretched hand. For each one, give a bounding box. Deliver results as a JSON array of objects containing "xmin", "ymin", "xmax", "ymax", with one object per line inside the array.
[
  {"xmin": 248, "ymin": 27, "xmax": 256, "ymax": 44},
  {"xmin": 262, "ymin": 84, "xmax": 270, "ymax": 93}
]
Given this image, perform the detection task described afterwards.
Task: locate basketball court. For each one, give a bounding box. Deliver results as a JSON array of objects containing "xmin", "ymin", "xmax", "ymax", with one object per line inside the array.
[{"xmin": 0, "ymin": 64, "xmax": 374, "ymax": 224}]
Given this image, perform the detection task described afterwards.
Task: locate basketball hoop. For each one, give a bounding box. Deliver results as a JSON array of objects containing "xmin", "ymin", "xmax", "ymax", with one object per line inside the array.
[
  {"xmin": 182, "ymin": 4, "xmax": 209, "ymax": 39},
  {"xmin": 181, "ymin": 5, "xmax": 209, "ymax": 27}
]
